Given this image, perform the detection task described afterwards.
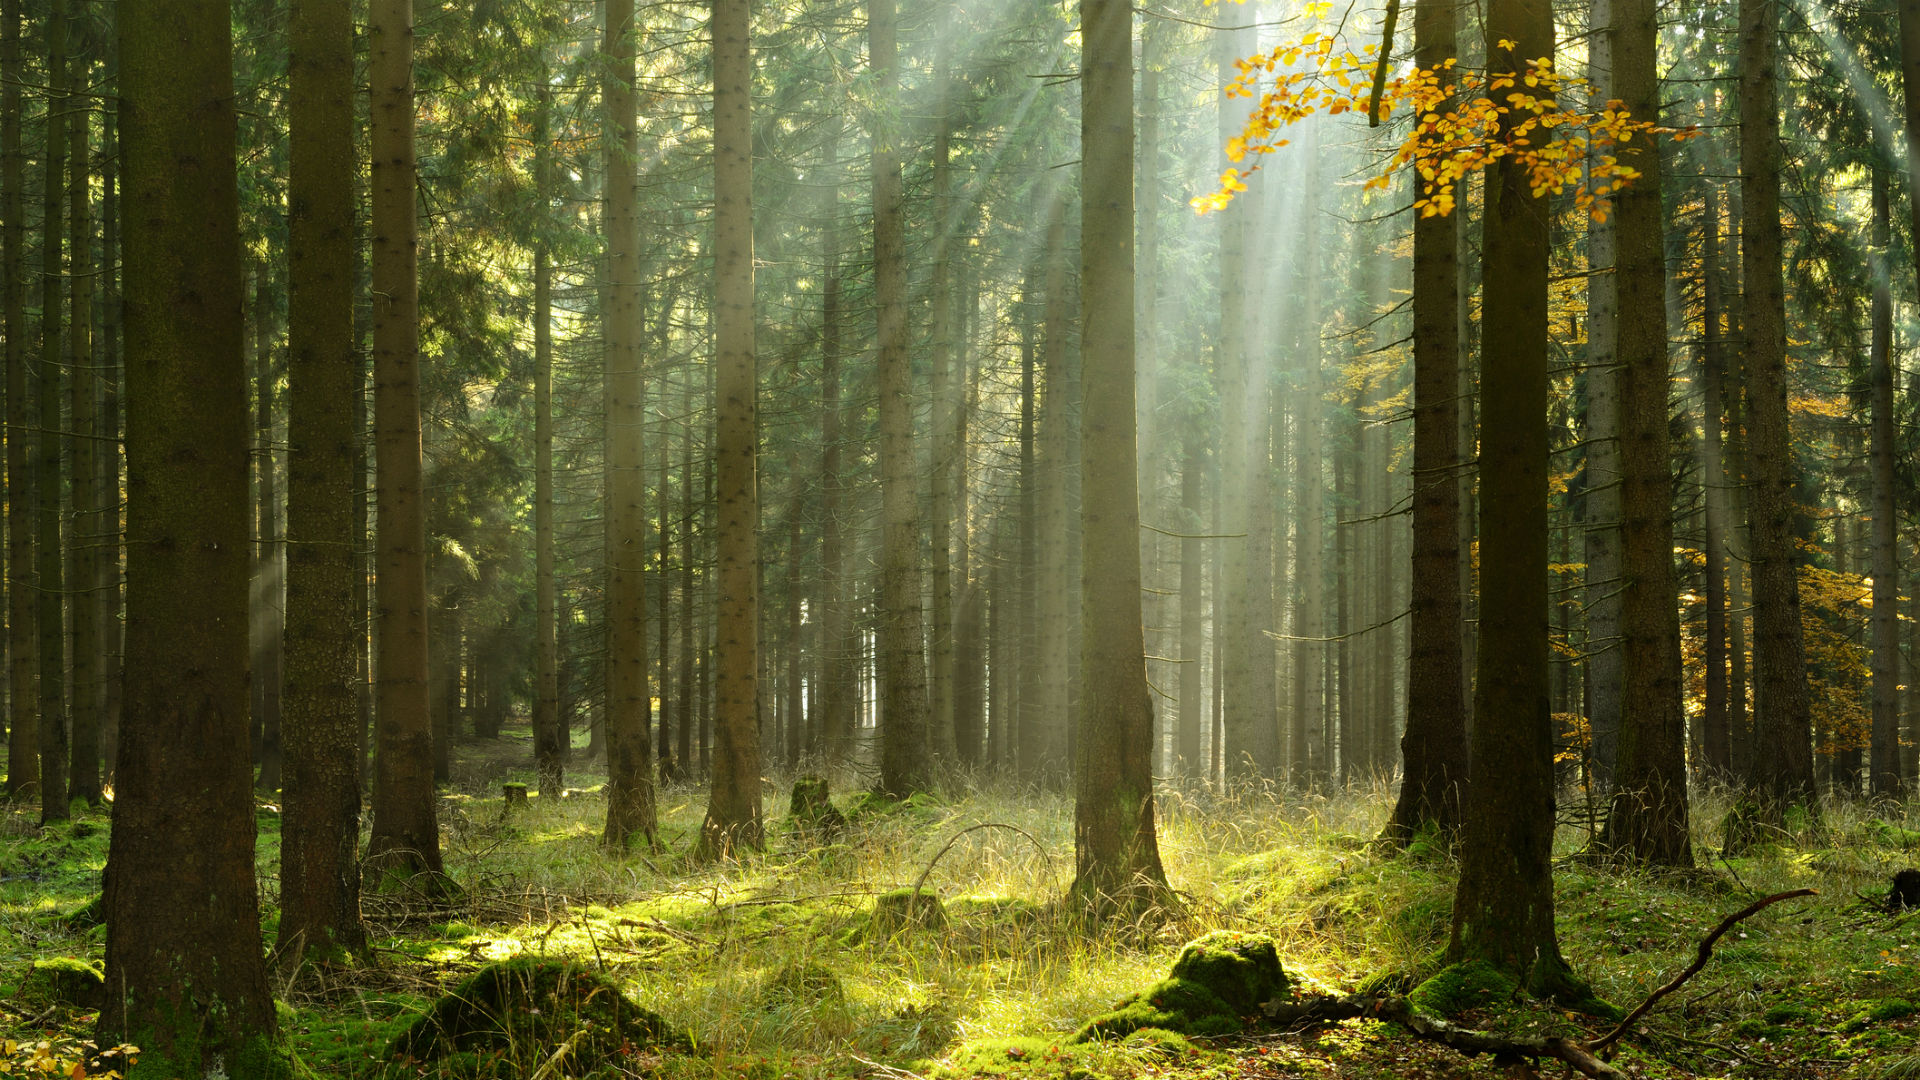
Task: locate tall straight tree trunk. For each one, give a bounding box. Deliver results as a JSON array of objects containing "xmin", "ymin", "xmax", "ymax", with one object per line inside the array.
[
  {"xmin": 38, "ymin": 0, "xmax": 68, "ymax": 824},
  {"xmin": 953, "ymin": 279, "xmax": 983, "ymax": 766},
  {"xmin": 1292, "ymin": 334, "xmax": 1324, "ymax": 784},
  {"xmin": 101, "ymin": 0, "xmax": 282, "ymax": 1060},
  {"xmin": 100, "ymin": 96, "xmax": 121, "ymax": 779},
  {"xmin": 1738, "ymin": 0, "xmax": 1815, "ymax": 814},
  {"xmin": 365, "ymin": 0, "xmax": 442, "ymax": 880},
  {"xmin": 1869, "ymin": 165, "xmax": 1902, "ymax": 796},
  {"xmin": 1178, "ymin": 425, "xmax": 1205, "ymax": 775},
  {"xmin": 1583, "ymin": 0, "xmax": 1623, "ymax": 793},
  {"xmin": 658, "ymin": 364, "xmax": 676, "ymax": 779},
  {"xmin": 254, "ymin": 269, "xmax": 285, "ymax": 793},
  {"xmin": 1699, "ymin": 182, "xmax": 1732, "ymax": 780},
  {"xmin": 1448, "ymin": 4, "xmax": 1584, "ymax": 998},
  {"xmin": 872, "ymin": 0, "xmax": 929, "ymax": 797},
  {"xmin": 700, "ymin": 0, "xmax": 761, "ymax": 853},
  {"xmin": 2, "ymin": 0, "xmax": 32, "ymax": 802},
  {"xmin": 1385, "ymin": 0, "xmax": 1467, "ymax": 836},
  {"xmin": 1017, "ymin": 288, "xmax": 1040, "ymax": 777},
  {"xmin": 67, "ymin": 41, "xmax": 99, "ymax": 807},
  {"xmin": 603, "ymin": 0, "xmax": 657, "ymax": 850},
  {"xmin": 1600, "ymin": 0, "xmax": 1690, "ymax": 864},
  {"xmin": 784, "ymin": 451, "xmax": 803, "ymax": 767},
  {"xmin": 679, "ymin": 367, "xmax": 697, "ymax": 770},
  {"xmin": 928, "ymin": 48, "xmax": 956, "ymax": 767},
  {"xmin": 1038, "ymin": 195, "xmax": 1071, "ymax": 782},
  {"xmin": 814, "ymin": 142, "xmax": 851, "ymax": 764},
  {"xmin": 279, "ymin": 0, "xmax": 368, "ymax": 962},
  {"xmin": 533, "ymin": 85, "xmax": 563, "ymax": 797},
  {"xmin": 1071, "ymin": 0, "xmax": 1168, "ymax": 910}
]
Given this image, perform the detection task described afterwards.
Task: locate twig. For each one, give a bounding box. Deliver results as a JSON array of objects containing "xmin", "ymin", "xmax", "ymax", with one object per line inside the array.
[
  {"xmin": 1264, "ymin": 995, "xmax": 1626, "ymax": 1080},
  {"xmin": 1589, "ymin": 888, "xmax": 1817, "ymax": 1055},
  {"xmin": 526, "ymin": 1028, "xmax": 587, "ymax": 1080},
  {"xmin": 847, "ymin": 1053, "xmax": 931, "ymax": 1080},
  {"xmin": 909, "ymin": 823, "xmax": 1055, "ymax": 901}
]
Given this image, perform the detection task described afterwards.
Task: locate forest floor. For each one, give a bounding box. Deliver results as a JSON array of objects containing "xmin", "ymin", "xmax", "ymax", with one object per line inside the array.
[{"xmin": 2, "ymin": 727, "xmax": 1918, "ymax": 1079}]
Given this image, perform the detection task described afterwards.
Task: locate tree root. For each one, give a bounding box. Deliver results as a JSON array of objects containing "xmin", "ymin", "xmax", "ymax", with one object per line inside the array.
[{"xmin": 1262, "ymin": 888, "xmax": 1819, "ymax": 1080}]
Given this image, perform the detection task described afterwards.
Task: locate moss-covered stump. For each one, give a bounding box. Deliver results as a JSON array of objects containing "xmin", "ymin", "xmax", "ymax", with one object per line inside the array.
[
  {"xmin": 1888, "ymin": 869, "xmax": 1920, "ymax": 912},
  {"xmin": 1407, "ymin": 959, "xmax": 1517, "ymax": 1018},
  {"xmin": 788, "ymin": 775, "xmax": 847, "ymax": 842},
  {"xmin": 20, "ymin": 956, "xmax": 105, "ymax": 1010},
  {"xmin": 1073, "ymin": 931, "xmax": 1289, "ymax": 1042},
  {"xmin": 385, "ymin": 957, "xmax": 678, "ymax": 1074},
  {"xmin": 868, "ymin": 888, "xmax": 948, "ymax": 936}
]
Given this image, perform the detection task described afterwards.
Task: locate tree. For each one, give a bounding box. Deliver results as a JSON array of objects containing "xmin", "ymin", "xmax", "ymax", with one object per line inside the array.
[
  {"xmin": 1071, "ymin": 0, "xmax": 1169, "ymax": 912},
  {"xmin": 1868, "ymin": 164, "xmax": 1900, "ymax": 797},
  {"xmin": 1599, "ymin": 0, "xmax": 1690, "ymax": 865},
  {"xmin": 698, "ymin": 0, "xmax": 763, "ymax": 855},
  {"xmin": 873, "ymin": 0, "xmax": 930, "ymax": 798},
  {"xmin": 602, "ymin": 0, "xmax": 658, "ymax": 851},
  {"xmin": 1738, "ymin": 0, "xmax": 1815, "ymax": 815},
  {"xmin": 68, "ymin": 24, "xmax": 100, "ymax": 807},
  {"xmin": 1384, "ymin": 0, "xmax": 1467, "ymax": 844},
  {"xmin": 38, "ymin": 0, "xmax": 69, "ymax": 824},
  {"xmin": 533, "ymin": 81, "xmax": 563, "ymax": 798},
  {"xmin": 1446, "ymin": 0, "xmax": 1587, "ymax": 1000},
  {"xmin": 279, "ymin": 0, "xmax": 370, "ymax": 964},
  {"xmin": 101, "ymin": 0, "xmax": 283, "ymax": 1064},
  {"xmin": 2, "ymin": 0, "xmax": 32, "ymax": 803},
  {"xmin": 365, "ymin": 0, "xmax": 444, "ymax": 881}
]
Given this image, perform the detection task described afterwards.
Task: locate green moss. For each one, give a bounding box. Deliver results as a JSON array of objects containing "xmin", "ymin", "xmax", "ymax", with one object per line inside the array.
[
  {"xmin": 865, "ymin": 888, "xmax": 948, "ymax": 936},
  {"xmin": 126, "ymin": 1030, "xmax": 293, "ymax": 1080},
  {"xmin": 1165, "ymin": 930, "xmax": 1289, "ymax": 1015},
  {"xmin": 756, "ymin": 960, "xmax": 845, "ymax": 1008},
  {"xmin": 1764, "ymin": 1002, "xmax": 1817, "ymax": 1025},
  {"xmin": 1118, "ymin": 1027, "xmax": 1200, "ymax": 1056},
  {"xmin": 1072, "ymin": 977, "xmax": 1243, "ymax": 1042},
  {"xmin": 1844, "ymin": 998, "xmax": 1918, "ymax": 1032},
  {"xmin": 22, "ymin": 956, "xmax": 105, "ymax": 1009},
  {"xmin": 1408, "ymin": 959, "xmax": 1517, "ymax": 1018},
  {"xmin": 941, "ymin": 1037, "xmax": 1099, "ymax": 1079}
]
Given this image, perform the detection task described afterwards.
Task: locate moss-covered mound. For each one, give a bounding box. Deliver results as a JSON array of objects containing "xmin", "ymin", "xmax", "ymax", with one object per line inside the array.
[
  {"xmin": 1407, "ymin": 959, "xmax": 1517, "ymax": 1017},
  {"xmin": 19, "ymin": 956, "xmax": 104, "ymax": 1010},
  {"xmin": 867, "ymin": 887, "xmax": 949, "ymax": 936},
  {"xmin": 384, "ymin": 957, "xmax": 678, "ymax": 1074},
  {"xmin": 756, "ymin": 960, "xmax": 845, "ymax": 1008},
  {"xmin": 788, "ymin": 775, "xmax": 848, "ymax": 842},
  {"xmin": 1073, "ymin": 931, "xmax": 1289, "ymax": 1043}
]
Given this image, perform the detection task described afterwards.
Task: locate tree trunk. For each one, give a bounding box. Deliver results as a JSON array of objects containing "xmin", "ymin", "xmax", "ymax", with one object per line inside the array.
[
  {"xmin": 67, "ymin": 38, "xmax": 99, "ymax": 807},
  {"xmin": 365, "ymin": 0, "xmax": 443, "ymax": 880},
  {"xmin": 101, "ymin": 0, "xmax": 281, "ymax": 1060},
  {"xmin": 929, "ymin": 48, "xmax": 956, "ymax": 767},
  {"xmin": 100, "ymin": 97, "xmax": 121, "ymax": 781},
  {"xmin": 814, "ymin": 141, "xmax": 851, "ymax": 765},
  {"xmin": 1038, "ymin": 195, "xmax": 1071, "ymax": 783},
  {"xmin": 1449, "ymin": 6, "xmax": 1583, "ymax": 998},
  {"xmin": 533, "ymin": 84, "xmax": 563, "ymax": 797},
  {"xmin": 1868, "ymin": 165, "xmax": 1901, "ymax": 796},
  {"xmin": 1600, "ymin": 0, "xmax": 1690, "ymax": 864},
  {"xmin": 279, "ymin": 0, "xmax": 369, "ymax": 961},
  {"xmin": 602, "ymin": 0, "xmax": 658, "ymax": 850},
  {"xmin": 873, "ymin": 0, "xmax": 929, "ymax": 797},
  {"xmin": 2, "ymin": 0, "xmax": 33, "ymax": 803},
  {"xmin": 699, "ymin": 0, "xmax": 761, "ymax": 854},
  {"xmin": 1178, "ymin": 424, "xmax": 1205, "ymax": 776},
  {"xmin": 1017, "ymin": 287, "xmax": 1039, "ymax": 777},
  {"xmin": 1699, "ymin": 182, "xmax": 1731, "ymax": 781},
  {"xmin": 679, "ymin": 367, "xmax": 697, "ymax": 771},
  {"xmin": 253, "ymin": 268, "xmax": 285, "ymax": 795},
  {"xmin": 37, "ymin": 0, "xmax": 68, "ymax": 824},
  {"xmin": 1384, "ymin": 0, "xmax": 1467, "ymax": 833},
  {"xmin": 1071, "ymin": 0, "xmax": 1168, "ymax": 910},
  {"xmin": 1738, "ymin": 0, "xmax": 1815, "ymax": 813}
]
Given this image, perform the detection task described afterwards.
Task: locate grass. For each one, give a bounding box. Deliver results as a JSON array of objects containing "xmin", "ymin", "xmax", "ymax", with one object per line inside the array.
[{"xmin": 4, "ymin": 731, "xmax": 1920, "ymax": 1078}]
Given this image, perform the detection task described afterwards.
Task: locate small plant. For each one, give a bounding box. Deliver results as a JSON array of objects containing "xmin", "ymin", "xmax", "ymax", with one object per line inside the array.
[{"xmin": 0, "ymin": 1036, "xmax": 139, "ymax": 1078}]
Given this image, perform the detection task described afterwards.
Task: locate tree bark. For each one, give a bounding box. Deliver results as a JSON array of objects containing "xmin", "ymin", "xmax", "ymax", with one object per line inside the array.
[
  {"xmin": 365, "ymin": 0, "xmax": 443, "ymax": 880},
  {"xmin": 37, "ymin": 0, "xmax": 68, "ymax": 824},
  {"xmin": 814, "ymin": 139, "xmax": 851, "ymax": 765},
  {"xmin": 1868, "ymin": 165, "xmax": 1901, "ymax": 796},
  {"xmin": 1449, "ymin": 5, "xmax": 1582, "ymax": 998},
  {"xmin": 873, "ymin": 0, "xmax": 930, "ymax": 797},
  {"xmin": 1699, "ymin": 182, "xmax": 1732, "ymax": 781},
  {"xmin": 253, "ymin": 268, "xmax": 285, "ymax": 794},
  {"xmin": 533, "ymin": 83, "xmax": 563, "ymax": 797},
  {"xmin": 1583, "ymin": 0, "xmax": 1623, "ymax": 793},
  {"xmin": 67, "ymin": 36, "xmax": 99, "ymax": 807},
  {"xmin": 602, "ymin": 0, "xmax": 658, "ymax": 850},
  {"xmin": 102, "ymin": 0, "xmax": 281, "ymax": 1060},
  {"xmin": 1038, "ymin": 195, "xmax": 1072, "ymax": 783},
  {"xmin": 1, "ymin": 0, "xmax": 33, "ymax": 803},
  {"xmin": 1072, "ymin": 0, "xmax": 1168, "ymax": 910},
  {"xmin": 699, "ymin": 0, "xmax": 762, "ymax": 854},
  {"xmin": 1738, "ymin": 0, "xmax": 1815, "ymax": 812}
]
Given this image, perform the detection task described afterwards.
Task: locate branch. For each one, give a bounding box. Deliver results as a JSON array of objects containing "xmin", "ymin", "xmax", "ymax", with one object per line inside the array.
[
  {"xmin": 1264, "ymin": 995, "xmax": 1626, "ymax": 1079},
  {"xmin": 1366, "ymin": 0, "xmax": 1401, "ymax": 128}
]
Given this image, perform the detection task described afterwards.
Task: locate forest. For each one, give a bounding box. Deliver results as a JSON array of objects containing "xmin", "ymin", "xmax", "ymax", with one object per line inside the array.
[{"xmin": 3, "ymin": 0, "xmax": 1920, "ymax": 1075}]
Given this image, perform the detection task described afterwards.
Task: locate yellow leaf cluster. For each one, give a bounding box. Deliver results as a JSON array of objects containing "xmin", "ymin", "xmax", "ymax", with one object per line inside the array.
[{"xmin": 1195, "ymin": 39, "xmax": 1701, "ymax": 221}]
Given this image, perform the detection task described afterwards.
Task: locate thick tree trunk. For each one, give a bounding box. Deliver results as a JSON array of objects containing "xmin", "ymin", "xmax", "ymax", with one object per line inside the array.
[
  {"xmin": 873, "ymin": 0, "xmax": 930, "ymax": 797},
  {"xmin": 602, "ymin": 0, "xmax": 658, "ymax": 850},
  {"xmin": 1869, "ymin": 166, "xmax": 1901, "ymax": 796},
  {"xmin": 1072, "ymin": 0, "xmax": 1168, "ymax": 909},
  {"xmin": 2, "ymin": 0, "xmax": 33, "ymax": 803},
  {"xmin": 1738, "ymin": 0, "xmax": 1815, "ymax": 812},
  {"xmin": 101, "ymin": 0, "xmax": 281, "ymax": 1060},
  {"xmin": 278, "ymin": 0, "xmax": 368, "ymax": 964},
  {"xmin": 365, "ymin": 0, "xmax": 443, "ymax": 880},
  {"xmin": 699, "ymin": 0, "xmax": 761, "ymax": 854},
  {"xmin": 1384, "ymin": 0, "xmax": 1467, "ymax": 832},
  {"xmin": 1583, "ymin": 0, "xmax": 1622, "ymax": 793},
  {"xmin": 1600, "ymin": 0, "xmax": 1690, "ymax": 864},
  {"xmin": 1449, "ymin": 6, "xmax": 1582, "ymax": 998},
  {"xmin": 37, "ymin": 0, "xmax": 68, "ymax": 824}
]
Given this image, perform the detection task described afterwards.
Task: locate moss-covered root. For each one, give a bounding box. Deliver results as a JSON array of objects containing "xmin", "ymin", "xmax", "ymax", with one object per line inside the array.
[
  {"xmin": 1073, "ymin": 930, "xmax": 1290, "ymax": 1042},
  {"xmin": 1411, "ymin": 958, "xmax": 1618, "ymax": 1021},
  {"xmin": 385, "ymin": 957, "xmax": 680, "ymax": 1072}
]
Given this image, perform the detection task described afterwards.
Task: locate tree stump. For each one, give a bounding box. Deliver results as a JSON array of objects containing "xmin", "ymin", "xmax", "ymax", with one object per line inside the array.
[
  {"xmin": 502, "ymin": 783, "xmax": 529, "ymax": 812},
  {"xmin": 788, "ymin": 774, "xmax": 847, "ymax": 842},
  {"xmin": 1888, "ymin": 869, "xmax": 1920, "ymax": 911}
]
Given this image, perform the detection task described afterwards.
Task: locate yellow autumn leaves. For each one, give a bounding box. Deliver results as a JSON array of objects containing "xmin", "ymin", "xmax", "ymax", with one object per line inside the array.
[{"xmin": 1195, "ymin": 32, "xmax": 1701, "ymax": 219}]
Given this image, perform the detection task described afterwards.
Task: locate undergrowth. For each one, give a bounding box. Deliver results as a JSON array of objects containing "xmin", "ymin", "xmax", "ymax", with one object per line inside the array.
[{"xmin": 3, "ymin": 732, "xmax": 1918, "ymax": 1078}]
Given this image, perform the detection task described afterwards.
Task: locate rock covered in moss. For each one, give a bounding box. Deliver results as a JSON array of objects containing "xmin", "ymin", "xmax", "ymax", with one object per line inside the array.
[
  {"xmin": 20, "ymin": 956, "xmax": 104, "ymax": 1009},
  {"xmin": 1072, "ymin": 931, "xmax": 1289, "ymax": 1043},
  {"xmin": 385, "ymin": 957, "xmax": 678, "ymax": 1072},
  {"xmin": 1407, "ymin": 959, "xmax": 1517, "ymax": 1018}
]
